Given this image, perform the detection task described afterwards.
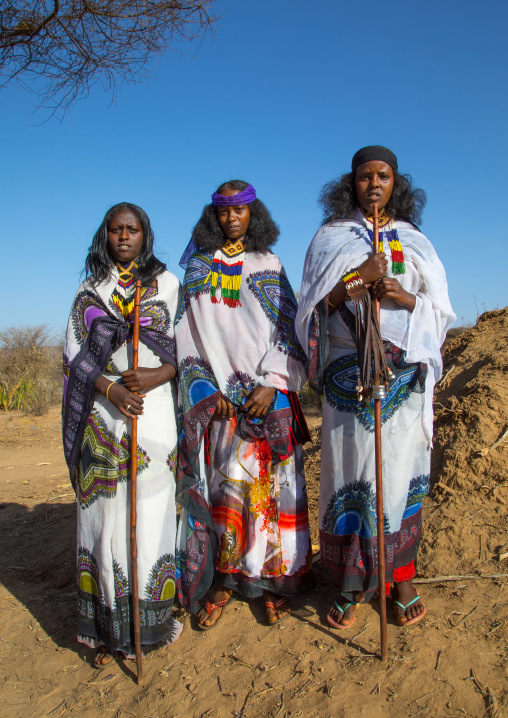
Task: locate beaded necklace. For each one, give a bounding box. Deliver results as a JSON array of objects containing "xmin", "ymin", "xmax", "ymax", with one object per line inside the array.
[
  {"xmin": 362, "ymin": 209, "xmax": 406, "ymax": 275},
  {"xmin": 113, "ymin": 261, "xmax": 152, "ymax": 318},
  {"xmin": 116, "ymin": 260, "xmax": 138, "ymax": 290},
  {"xmin": 209, "ymin": 239, "xmax": 245, "ymax": 307}
]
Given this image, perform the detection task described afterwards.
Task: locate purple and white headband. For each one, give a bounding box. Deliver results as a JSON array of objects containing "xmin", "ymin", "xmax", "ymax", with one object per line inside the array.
[{"xmin": 211, "ymin": 184, "xmax": 257, "ymax": 206}]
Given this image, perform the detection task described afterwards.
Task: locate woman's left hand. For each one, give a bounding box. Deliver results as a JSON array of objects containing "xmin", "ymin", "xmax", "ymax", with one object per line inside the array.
[
  {"xmin": 372, "ymin": 278, "xmax": 416, "ymax": 312},
  {"xmin": 122, "ymin": 364, "xmax": 176, "ymax": 393},
  {"xmin": 243, "ymin": 386, "xmax": 276, "ymax": 419}
]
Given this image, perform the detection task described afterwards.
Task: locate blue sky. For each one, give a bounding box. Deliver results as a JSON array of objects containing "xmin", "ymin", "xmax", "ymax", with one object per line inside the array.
[{"xmin": 1, "ymin": 0, "xmax": 506, "ymax": 333}]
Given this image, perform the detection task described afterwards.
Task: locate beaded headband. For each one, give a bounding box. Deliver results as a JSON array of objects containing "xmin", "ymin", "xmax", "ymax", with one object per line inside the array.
[{"xmin": 211, "ymin": 184, "xmax": 257, "ymax": 206}]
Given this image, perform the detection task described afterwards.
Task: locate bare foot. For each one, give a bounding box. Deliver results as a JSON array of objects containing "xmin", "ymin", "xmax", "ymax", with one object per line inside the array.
[
  {"xmin": 393, "ymin": 580, "xmax": 426, "ymax": 625},
  {"xmin": 327, "ymin": 591, "xmax": 365, "ymax": 628},
  {"xmin": 264, "ymin": 591, "xmax": 290, "ymax": 624},
  {"xmin": 197, "ymin": 586, "xmax": 233, "ymax": 629}
]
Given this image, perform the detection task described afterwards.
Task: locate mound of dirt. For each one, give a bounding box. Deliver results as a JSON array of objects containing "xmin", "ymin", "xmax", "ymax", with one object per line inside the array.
[
  {"xmin": 432, "ymin": 306, "xmax": 508, "ymax": 491},
  {"xmin": 419, "ymin": 307, "xmax": 508, "ymax": 578}
]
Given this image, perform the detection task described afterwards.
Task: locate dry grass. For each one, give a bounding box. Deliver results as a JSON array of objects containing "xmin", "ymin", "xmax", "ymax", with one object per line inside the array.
[
  {"xmin": 0, "ymin": 325, "xmax": 63, "ymax": 415},
  {"xmin": 298, "ymin": 381, "xmax": 322, "ymax": 411}
]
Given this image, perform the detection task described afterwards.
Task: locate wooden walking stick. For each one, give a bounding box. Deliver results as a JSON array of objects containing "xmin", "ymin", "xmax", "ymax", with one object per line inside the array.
[
  {"xmin": 372, "ymin": 204, "xmax": 388, "ymax": 664},
  {"xmin": 345, "ymin": 207, "xmax": 393, "ymax": 662},
  {"xmin": 130, "ymin": 279, "xmax": 143, "ymax": 684},
  {"xmin": 348, "ymin": 208, "xmax": 393, "ymax": 661}
]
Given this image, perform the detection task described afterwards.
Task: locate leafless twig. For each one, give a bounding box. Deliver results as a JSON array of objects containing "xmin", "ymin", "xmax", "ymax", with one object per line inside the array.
[{"xmin": 0, "ymin": 1, "xmax": 219, "ymax": 118}]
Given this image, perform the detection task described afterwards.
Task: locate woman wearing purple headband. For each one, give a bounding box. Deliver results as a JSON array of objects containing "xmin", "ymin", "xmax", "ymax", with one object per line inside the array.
[
  {"xmin": 296, "ymin": 147, "xmax": 455, "ymax": 630},
  {"xmin": 175, "ymin": 180, "xmax": 315, "ymax": 628}
]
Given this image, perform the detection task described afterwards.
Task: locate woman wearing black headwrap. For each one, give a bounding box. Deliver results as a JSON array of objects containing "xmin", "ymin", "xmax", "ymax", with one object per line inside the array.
[{"xmin": 296, "ymin": 147, "xmax": 455, "ymax": 629}]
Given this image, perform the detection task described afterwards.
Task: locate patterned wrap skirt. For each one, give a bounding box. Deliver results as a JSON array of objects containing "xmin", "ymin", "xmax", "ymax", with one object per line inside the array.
[
  {"xmin": 178, "ymin": 414, "xmax": 314, "ymax": 599},
  {"xmin": 76, "ymin": 373, "xmax": 182, "ymax": 654},
  {"xmin": 319, "ymin": 342, "xmax": 430, "ymax": 601}
]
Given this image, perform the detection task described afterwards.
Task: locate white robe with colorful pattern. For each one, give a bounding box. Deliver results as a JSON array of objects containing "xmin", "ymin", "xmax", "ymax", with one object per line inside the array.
[
  {"xmin": 295, "ymin": 212, "xmax": 455, "ymax": 599},
  {"xmin": 175, "ymin": 249, "xmax": 314, "ymax": 608},
  {"xmin": 64, "ymin": 269, "xmax": 182, "ymax": 654}
]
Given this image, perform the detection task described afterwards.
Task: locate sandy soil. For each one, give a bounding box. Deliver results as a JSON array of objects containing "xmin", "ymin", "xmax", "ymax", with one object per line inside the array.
[{"xmin": 0, "ymin": 309, "xmax": 507, "ymax": 718}]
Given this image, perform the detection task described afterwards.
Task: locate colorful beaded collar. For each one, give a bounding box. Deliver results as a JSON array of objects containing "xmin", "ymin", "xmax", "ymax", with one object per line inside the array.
[
  {"xmin": 361, "ymin": 209, "xmax": 406, "ymax": 275},
  {"xmin": 209, "ymin": 239, "xmax": 245, "ymax": 307}
]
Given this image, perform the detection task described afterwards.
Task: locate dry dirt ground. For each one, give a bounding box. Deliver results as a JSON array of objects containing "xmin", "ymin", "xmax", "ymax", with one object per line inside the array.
[{"xmin": 0, "ymin": 308, "xmax": 507, "ymax": 718}]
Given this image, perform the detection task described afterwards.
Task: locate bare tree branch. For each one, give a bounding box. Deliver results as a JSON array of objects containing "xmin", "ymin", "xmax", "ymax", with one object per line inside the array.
[{"xmin": 0, "ymin": 1, "xmax": 218, "ymax": 117}]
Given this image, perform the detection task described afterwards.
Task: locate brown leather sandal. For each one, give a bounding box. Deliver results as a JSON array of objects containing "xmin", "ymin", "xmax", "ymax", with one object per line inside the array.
[
  {"xmin": 197, "ymin": 592, "xmax": 234, "ymax": 630},
  {"xmin": 265, "ymin": 596, "xmax": 291, "ymax": 625},
  {"xmin": 94, "ymin": 645, "xmax": 115, "ymax": 668}
]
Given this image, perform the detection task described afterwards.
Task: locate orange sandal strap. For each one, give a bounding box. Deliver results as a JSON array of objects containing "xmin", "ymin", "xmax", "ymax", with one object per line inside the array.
[
  {"xmin": 204, "ymin": 597, "xmax": 230, "ymax": 616},
  {"xmin": 265, "ymin": 597, "xmax": 288, "ymax": 610}
]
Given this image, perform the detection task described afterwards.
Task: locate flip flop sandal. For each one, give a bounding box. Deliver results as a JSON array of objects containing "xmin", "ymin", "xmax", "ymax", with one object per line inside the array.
[
  {"xmin": 94, "ymin": 645, "xmax": 115, "ymax": 669},
  {"xmin": 326, "ymin": 601, "xmax": 359, "ymax": 630},
  {"xmin": 198, "ymin": 593, "xmax": 234, "ymax": 631},
  {"xmin": 394, "ymin": 595, "xmax": 427, "ymax": 626},
  {"xmin": 265, "ymin": 597, "xmax": 291, "ymax": 625}
]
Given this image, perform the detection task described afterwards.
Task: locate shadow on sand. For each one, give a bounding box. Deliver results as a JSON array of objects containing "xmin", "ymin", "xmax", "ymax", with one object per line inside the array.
[
  {"xmin": 0, "ymin": 500, "xmax": 78, "ymax": 652},
  {"xmin": 0, "ymin": 500, "xmax": 399, "ymax": 669}
]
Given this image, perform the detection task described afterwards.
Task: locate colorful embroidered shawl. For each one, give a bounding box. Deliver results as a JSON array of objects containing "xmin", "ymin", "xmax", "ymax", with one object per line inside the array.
[
  {"xmin": 63, "ymin": 269, "xmax": 179, "ymax": 490},
  {"xmin": 295, "ymin": 210, "xmax": 456, "ymax": 441},
  {"xmin": 175, "ymin": 249, "xmax": 309, "ymax": 612}
]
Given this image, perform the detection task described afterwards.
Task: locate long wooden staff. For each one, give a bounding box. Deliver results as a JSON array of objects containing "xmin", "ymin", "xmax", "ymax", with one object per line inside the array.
[
  {"xmin": 372, "ymin": 205, "xmax": 388, "ymax": 663},
  {"xmin": 130, "ymin": 279, "xmax": 143, "ymax": 684}
]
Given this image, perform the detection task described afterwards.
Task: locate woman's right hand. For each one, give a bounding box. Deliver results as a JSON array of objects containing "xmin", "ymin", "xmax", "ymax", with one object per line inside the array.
[
  {"xmin": 106, "ymin": 382, "xmax": 145, "ymax": 419},
  {"xmin": 212, "ymin": 393, "xmax": 235, "ymax": 421},
  {"xmin": 358, "ymin": 252, "xmax": 388, "ymax": 285}
]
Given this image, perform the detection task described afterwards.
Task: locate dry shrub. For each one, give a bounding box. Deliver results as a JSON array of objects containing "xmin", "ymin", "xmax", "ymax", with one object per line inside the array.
[
  {"xmin": 298, "ymin": 382, "xmax": 322, "ymax": 411},
  {"xmin": 0, "ymin": 325, "xmax": 63, "ymax": 415}
]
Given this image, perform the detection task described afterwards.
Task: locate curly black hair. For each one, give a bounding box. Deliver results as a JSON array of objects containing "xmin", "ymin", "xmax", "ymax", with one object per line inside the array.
[
  {"xmin": 84, "ymin": 202, "xmax": 166, "ymax": 286},
  {"xmin": 319, "ymin": 171, "xmax": 427, "ymax": 227},
  {"xmin": 192, "ymin": 180, "xmax": 280, "ymax": 253}
]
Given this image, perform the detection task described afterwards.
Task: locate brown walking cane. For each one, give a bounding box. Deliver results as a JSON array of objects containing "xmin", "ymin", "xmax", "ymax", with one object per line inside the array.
[
  {"xmin": 130, "ymin": 279, "xmax": 143, "ymax": 684},
  {"xmin": 372, "ymin": 205, "xmax": 388, "ymax": 663},
  {"xmin": 344, "ymin": 207, "xmax": 393, "ymax": 661}
]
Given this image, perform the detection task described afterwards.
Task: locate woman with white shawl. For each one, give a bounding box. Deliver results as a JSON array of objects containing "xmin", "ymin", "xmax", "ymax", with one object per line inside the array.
[
  {"xmin": 63, "ymin": 203, "xmax": 182, "ymax": 667},
  {"xmin": 296, "ymin": 147, "xmax": 455, "ymax": 629},
  {"xmin": 175, "ymin": 181, "xmax": 314, "ymax": 628}
]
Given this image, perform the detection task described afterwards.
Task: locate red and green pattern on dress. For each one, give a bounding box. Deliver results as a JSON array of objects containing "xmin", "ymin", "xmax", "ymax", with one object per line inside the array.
[
  {"xmin": 214, "ymin": 505, "xmax": 247, "ymax": 572},
  {"xmin": 166, "ymin": 445, "xmax": 178, "ymax": 478},
  {"xmin": 252, "ymin": 440, "xmax": 279, "ymax": 532}
]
